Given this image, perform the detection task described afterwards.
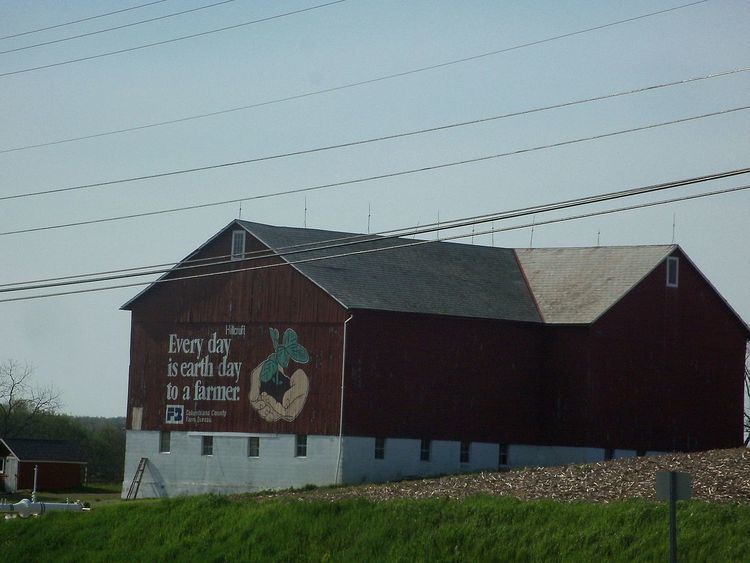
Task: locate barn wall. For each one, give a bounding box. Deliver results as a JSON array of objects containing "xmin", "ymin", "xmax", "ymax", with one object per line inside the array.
[
  {"xmin": 126, "ymin": 228, "xmax": 348, "ymax": 436},
  {"xmin": 509, "ymin": 445, "xmax": 604, "ymax": 466},
  {"xmin": 123, "ymin": 431, "xmax": 508, "ymax": 497},
  {"xmin": 343, "ymin": 310, "xmax": 544, "ymax": 444},
  {"xmin": 341, "ymin": 438, "xmax": 499, "ymax": 484},
  {"xmin": 122, "ymin": 431, "xmax": 340, "ymax": 498},
  {"xmin": 543, "ymin": 250, "xmax": 747, "ymax": 451}
]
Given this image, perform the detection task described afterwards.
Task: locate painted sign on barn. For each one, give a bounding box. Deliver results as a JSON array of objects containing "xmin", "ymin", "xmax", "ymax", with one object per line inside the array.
[
  {"xmin": 249, "ymin": 328, "xmax": 310, "ymax": 422},
  {"xmin": 160, "ymin": 325, "xmax": 311, "ymax": 427},
  {"xmin": 127, "ymin": 316, "xmax": 344, "ymax": 434}
]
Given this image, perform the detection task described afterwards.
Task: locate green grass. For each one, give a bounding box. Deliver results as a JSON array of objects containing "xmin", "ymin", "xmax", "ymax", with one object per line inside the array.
[{"xmin": 1, "ymin": 495, "xmax": 749, "ymax": 562}]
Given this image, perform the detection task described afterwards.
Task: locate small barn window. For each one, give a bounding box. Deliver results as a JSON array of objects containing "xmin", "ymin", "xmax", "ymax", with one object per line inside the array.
[
  {"xmin": 420, "ymin": 439, "xmax": 431, "ymax": 462},
  {"xmin": 201, "ymin": 436, "xmax": 213, "ymax": 456},
  {"xmin": 295, "ymin": 434, "xmax": 307, "ymax": 457},
  {"xmin": 498, "ymin": 444, "xmax": 509, "ymax": 467},
  {"xmin": 374, "ymin": 437, "xmax": 385, "ymax": 459},
  {"xmin": 0, "ymin": 457, "xmax": 4, "ymax": 474},
  {"xmin": 248, "ymin": 437, "xmax": 260, "ymax": 458},
  {"xmin": 159, "ymin": 431, "xmax": 171, "ymax": 453},
  {"xmin": 460, "ymin": 441, "xmax": 471, "ymax": 464},
  {"xmin": 231, "ymin": 230, "xmax": 246, "ymax": 261},
  {"xmin": 666, "ymin": 256, "xmax": 679, "ymax": 288}
]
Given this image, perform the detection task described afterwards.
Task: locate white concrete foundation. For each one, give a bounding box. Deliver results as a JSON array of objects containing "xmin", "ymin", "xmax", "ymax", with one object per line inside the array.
[
  {"xmin": 122, "ymin": 431, "xmax": 340, "ymax": 498},
  {"xmin": 122, "ymin": 430, "xmax": 663, "ymax": 498},
  {"xmin": 508, "ymin": 445, "xmax": 604, "ymax": 467},
  {"xmin": 340, "ymin": 438, "xmax": 498, "ymax": 484}
]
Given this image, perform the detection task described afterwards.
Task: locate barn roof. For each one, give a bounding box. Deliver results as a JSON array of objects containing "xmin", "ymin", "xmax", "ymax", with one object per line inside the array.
[
  {"xmin": 122, "ymin": 220, "xmax": 748, "ymax": 333},
  {"xmin": 515, "ymin": 245, "xmax": 677, "ymax": 324},
  {"xmin": 237, "ymin": 221, "xmax": 542, "ymax": 323},
  {"xmin": 0, "ymin": 438, "xmax": 87, "ymax": 464}
]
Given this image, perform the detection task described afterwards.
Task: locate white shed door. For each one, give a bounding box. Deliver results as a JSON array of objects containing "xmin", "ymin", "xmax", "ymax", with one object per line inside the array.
[{"xmin": 5, "ymin": 457, "xmax": 18, "ymax": 492}]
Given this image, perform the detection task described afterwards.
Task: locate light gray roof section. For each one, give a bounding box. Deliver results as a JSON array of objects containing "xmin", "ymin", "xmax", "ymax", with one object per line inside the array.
[
  {"xmin": 238, "ymin": 221, "xmax": 541, "ymax": 323},
  {"xmin": 515, "ymin": 245, "xmax": 675, "ymax": 324}
]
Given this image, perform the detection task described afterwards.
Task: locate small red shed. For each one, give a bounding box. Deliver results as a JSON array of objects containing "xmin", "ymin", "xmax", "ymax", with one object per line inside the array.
[{"xmin": 0, "ymin": 438, "xmax": 87, "ymax": 493}]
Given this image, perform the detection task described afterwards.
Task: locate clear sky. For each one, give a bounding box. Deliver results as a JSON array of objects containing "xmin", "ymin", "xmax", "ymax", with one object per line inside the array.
[{"xmin": 0, "ymin": 0, "xmax": 748, "ymax": 416}]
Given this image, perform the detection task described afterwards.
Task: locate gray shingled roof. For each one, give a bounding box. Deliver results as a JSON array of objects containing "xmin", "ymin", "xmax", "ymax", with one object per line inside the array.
[
  {"xmin": 123, "ymin": 221, "xmax": 747, "ymax": 332},
  {"xmin": 514, "ymin": 245, "xmax": 675, "ymax": 324},
  {"xmin": 238, "ymin": 221, "xmax": 541, "ymax": 323},
  {"xmin": 1, "ymin": 438, "xmax": 87, "ymax": 463}
]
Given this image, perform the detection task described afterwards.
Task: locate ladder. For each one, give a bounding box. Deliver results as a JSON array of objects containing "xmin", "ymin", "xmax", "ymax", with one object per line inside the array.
[{"xmin": 126, "ymin": 457, "xmax": 148, "ymax": 500}]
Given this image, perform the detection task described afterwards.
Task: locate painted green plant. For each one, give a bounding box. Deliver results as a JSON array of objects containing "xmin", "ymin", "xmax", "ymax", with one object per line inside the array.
[{"xmin": 260, "ymin": 328, "xmax": 310, "ymax": 385}]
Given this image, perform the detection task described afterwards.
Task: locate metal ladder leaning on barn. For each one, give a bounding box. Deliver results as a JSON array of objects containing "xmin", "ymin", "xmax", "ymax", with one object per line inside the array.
[{"xmin": 126, "ymin": 457, "xmax": 148, "ymax": 500}]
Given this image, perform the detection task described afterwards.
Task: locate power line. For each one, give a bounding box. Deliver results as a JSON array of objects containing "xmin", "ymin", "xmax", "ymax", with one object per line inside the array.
[
  {"xmin": 0, "ymin": 0, "xmax": 348, "ymax": 79},
  {"xmin": 2, "ymin": 166, "xmax": 748, "ymax": 294},
  {"xmin": 0, "ymin": 0, "xmax": 170, "ymax": 41},
  {"xmin": 0, "ymin": 0, "xmax": 238, "ymax": 56},
  {"xmin": 1, "ymin": 104, "xmax": 747, "ymax": 238},
  {"xmin": 4, "ymin": 66, "xmax": 748, "ymax": 201},
  {"xmin": 0, "ymin": 163, "xmax": 744, "ymax": 290},
  {"xmin": 2, "ymin": 180, "xmax": 748, "ymax": 304},
  {"xmin": 0, "ymin": 0, "xmax": 708, "ymax": 150},
  {"xmin": 0, "ymin": 250, "xmax": 234, "ymax": 289}
]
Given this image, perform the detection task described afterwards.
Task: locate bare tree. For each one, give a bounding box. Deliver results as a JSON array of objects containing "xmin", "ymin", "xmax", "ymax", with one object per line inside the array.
[
  {"xmin": 745, "ymin": 344, "xmax": 750, "ymax": 447},
  {"xmin": 0, "ymin": 359, "xmax": 60, "ymax": 438}
]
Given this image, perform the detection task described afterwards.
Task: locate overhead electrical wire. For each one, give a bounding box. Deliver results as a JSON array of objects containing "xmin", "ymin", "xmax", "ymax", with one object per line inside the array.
[
  {"xmin": 1, "ymin": 104, "xmax": 748, "ymax": 238},
  {"xmin": 0, "ymin": 0, "xmax": 709, "ymax": 151},
  {"xmin": 0, "ymin": 0, "xmax": 348, "ymax": 79},
  {"xmin": 1, "ymin": 166, "xmax": 748, "ymax": 293},
  {"xmin": 4, "ymin": 66, "xmax": 749, "ymax": 200},
  {"xmin": 0, "ymin": 0, "xmax": 238, "ymax": 56},
  {"xmin": 1, "ymin": 179, "xmax": 748, "ymax": 303},
  {"xmin": 0, "ymin": 0, "xmax": 171, "ymax": 41}
]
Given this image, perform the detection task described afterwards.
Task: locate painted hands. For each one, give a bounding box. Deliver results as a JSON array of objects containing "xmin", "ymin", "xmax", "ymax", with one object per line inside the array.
[{"xmin": 249, "ymin": 364, "xmax": 309, "ymax": 422}]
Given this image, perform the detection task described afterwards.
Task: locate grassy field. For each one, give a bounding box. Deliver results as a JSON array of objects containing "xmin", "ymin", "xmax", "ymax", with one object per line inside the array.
[{"xmin": 1, "ymin": 494, "xmax": 749, "ymax": 562}]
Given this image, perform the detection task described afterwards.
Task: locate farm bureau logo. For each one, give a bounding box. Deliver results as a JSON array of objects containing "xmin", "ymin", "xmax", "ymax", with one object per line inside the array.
[
  {"xmin": 249, "ymin": 328, "xmax": 310, "ymax": 422},
  {"xmin": 165, "ymin": 404, "xmax": 184, "ymax": 424}
]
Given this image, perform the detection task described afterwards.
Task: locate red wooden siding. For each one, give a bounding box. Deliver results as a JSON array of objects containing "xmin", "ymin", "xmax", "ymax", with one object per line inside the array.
[
  {"xmin": 129, "ymin": 229, "xmax": 346, "ymax": 325},
  {"xmin": 342, "ymin": 310, "xmax": 544, "ymax": 444},
  {"xmin": 17, "ymin": 462, "xmax": 85, "ymax": 490},
  {"xmin": 126, "ymin": 229, "xmax": 747, "ymax": 452},
  {"xmin": 541, "ymin": 249, "xmax": 747, "ymax": 451},
  {"xmin": 126, "ymin": 229, "xmax": 348, "ymax": 435}
]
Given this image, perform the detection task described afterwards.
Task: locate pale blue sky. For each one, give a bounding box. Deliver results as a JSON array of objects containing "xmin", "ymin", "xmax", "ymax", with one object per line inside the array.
[{"xmin": 1, "ymin": 0, "xmax": 748, "ymax": 415}]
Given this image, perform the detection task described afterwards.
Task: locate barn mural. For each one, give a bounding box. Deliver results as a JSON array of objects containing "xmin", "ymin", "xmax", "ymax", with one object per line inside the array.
[
  {"xmin": 250, "ymin": 328, "xmax": 311, "ymax": 422},
  {"xmin": 131, "ymin": 321, "xmax": 331, "ymax": 432}
]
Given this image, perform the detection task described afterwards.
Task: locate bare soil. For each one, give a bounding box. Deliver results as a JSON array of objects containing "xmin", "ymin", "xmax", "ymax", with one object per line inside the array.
[{"xmin": 249, "ymin": 448, "xmax": 750, "ymax": 504}]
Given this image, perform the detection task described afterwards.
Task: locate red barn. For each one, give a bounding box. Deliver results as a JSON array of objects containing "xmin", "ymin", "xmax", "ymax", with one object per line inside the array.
[
  {"xmin": 0, "ymin": 438, "xmax": 87, "ymax": 492},
  {"xmin": 121, "ymin": 220, "xmax": 748, "ymax": 497}
]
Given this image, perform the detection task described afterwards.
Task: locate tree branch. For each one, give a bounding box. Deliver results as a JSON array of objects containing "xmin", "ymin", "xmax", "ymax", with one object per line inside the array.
[{"xmin": 0, "ymin": 359, "xmax": 60, "ymax": 438}]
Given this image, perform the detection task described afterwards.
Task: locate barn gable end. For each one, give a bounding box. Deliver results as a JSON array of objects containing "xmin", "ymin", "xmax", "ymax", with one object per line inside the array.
[
  {"xmin": 537, "ymin": 247, "xmax": 748, "ymax": 451},
  {"xmin": 125, "ymin": 223, "xmax": 349, "ymax": 438}
]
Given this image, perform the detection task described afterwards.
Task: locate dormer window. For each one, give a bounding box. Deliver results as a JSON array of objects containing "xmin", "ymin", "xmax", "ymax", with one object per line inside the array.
[
  {"xmin": 231, "ymin": 230, "xmax": 246, "ymax": 261},
  {"xmin": 666, "ymin": 256, "xmax": 679, "ymax": 288}
]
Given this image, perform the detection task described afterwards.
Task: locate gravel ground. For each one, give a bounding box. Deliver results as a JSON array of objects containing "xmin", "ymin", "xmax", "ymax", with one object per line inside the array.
[{"xmin": 247, "ymin": 448, "xmax": 750, "ymax": 504}]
